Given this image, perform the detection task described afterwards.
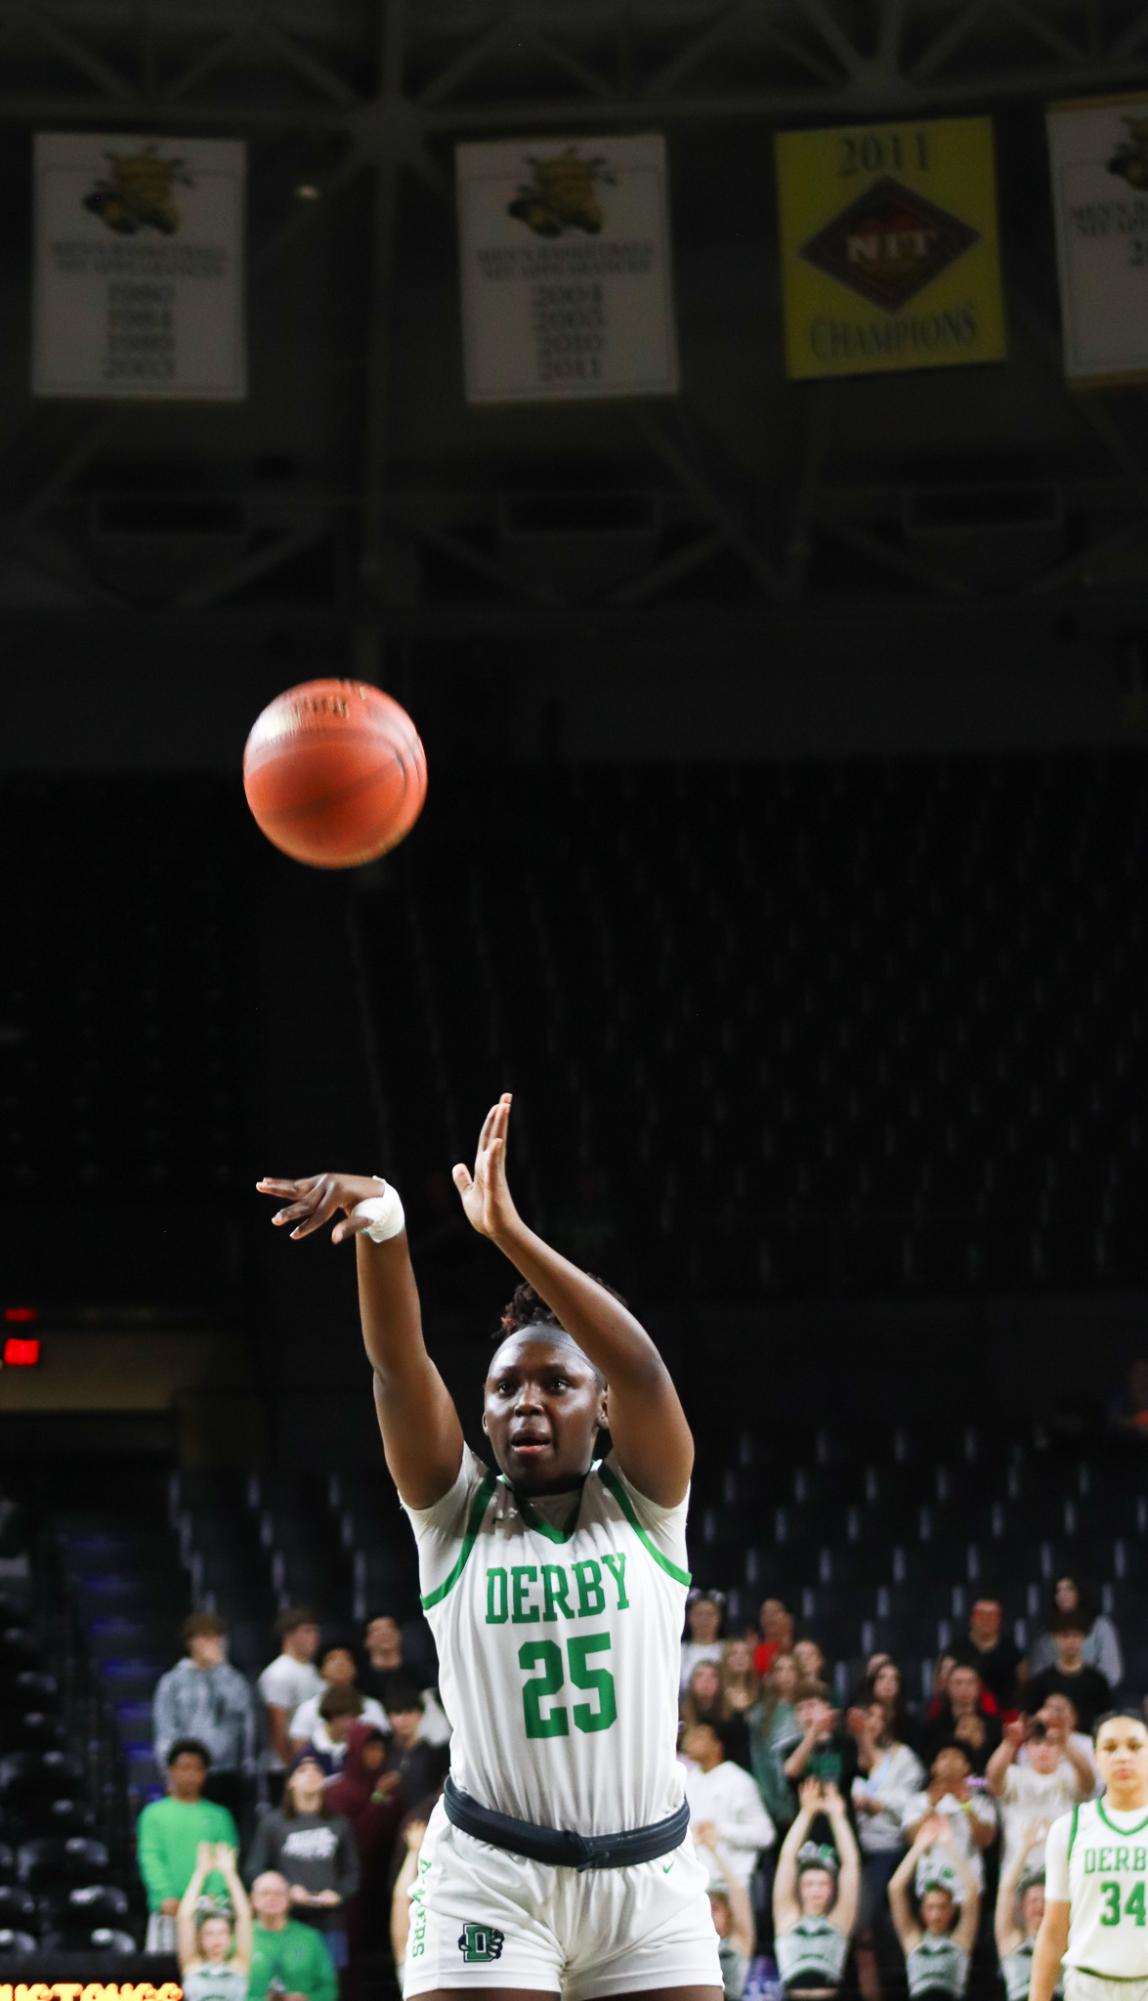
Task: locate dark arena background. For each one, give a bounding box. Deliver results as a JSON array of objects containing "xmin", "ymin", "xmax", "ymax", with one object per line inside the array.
[{"xmin": 5, "ymin": 4, "xmax": 1148, "ymax": 1999}]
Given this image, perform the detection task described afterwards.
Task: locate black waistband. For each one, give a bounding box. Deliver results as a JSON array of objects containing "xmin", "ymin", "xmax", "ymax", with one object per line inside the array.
[{"xmin": 443, "ymin": 1775, "xmax": 691, "ymax": 1872}]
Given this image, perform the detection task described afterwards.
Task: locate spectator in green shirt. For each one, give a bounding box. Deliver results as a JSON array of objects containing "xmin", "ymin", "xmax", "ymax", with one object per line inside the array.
[
  {"xmin": 248, "ymin": 1871, "xmax": 337, "ymax": 2001},
  {"xmin": 138, "ymin": 1737, "xmax": 240, "ymax": 1952}
]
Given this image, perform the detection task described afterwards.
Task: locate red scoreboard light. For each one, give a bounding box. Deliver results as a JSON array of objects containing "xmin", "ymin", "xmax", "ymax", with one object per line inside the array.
[{"xmin": 2, "ymin": 1336, "xmax": 41, "ymax": 1366}]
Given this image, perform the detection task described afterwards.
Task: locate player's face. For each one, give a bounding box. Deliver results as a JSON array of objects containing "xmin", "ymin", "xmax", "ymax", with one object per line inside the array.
[
  {"xmin": 1096, "ymin": 1716, "xmax": 1148, "ymax": 1793},
  {"xmin": 483, "ymin": 1332, "xmax": 606, "ymax": 1492}
]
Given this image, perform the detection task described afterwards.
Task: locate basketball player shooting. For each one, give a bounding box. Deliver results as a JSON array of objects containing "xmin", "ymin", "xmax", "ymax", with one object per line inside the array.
[{"xmin": 257, "ymin": 1093, "xmax": 723, "ymax": 2001}]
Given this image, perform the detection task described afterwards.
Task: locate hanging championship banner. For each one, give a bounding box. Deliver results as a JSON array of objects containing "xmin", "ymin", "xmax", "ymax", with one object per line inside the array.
[
  {"xmin": 1047, "ymin": 98, "xmax": 1148, "ymax": 382},
  {"xmin": 33, "ymin": 133, "xmax": 246, "ymax": 400},
  {"xmin": 775, "ymin": 117, "xmax": 1006, "ymax": 381},
  {"xmin": 456, "ymin": 134, "xmax": 678, "ymax": 403}
]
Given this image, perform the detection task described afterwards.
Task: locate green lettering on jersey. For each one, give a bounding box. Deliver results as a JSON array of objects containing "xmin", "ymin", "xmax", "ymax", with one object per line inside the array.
[
  {"xmin": 1085, "ymin": 1851, "xmax": 1098, "ymax": 1875},
  {"xmin": 602, "ymin": 1551, "xmax": 630, "ymax": 1609},
  {"xmin": 1129, "ymin": 1881, "xmax": 1147, "ymax": 1925},
  {"xmin": 1135, "ymin": 1850, "xmax": 1147, "ymax": 1874},
  {"xmin": 1115, "ymin": 1847, "xmax": 1130, "ymax": 1874},
  {"xmin": 573, "ymin": 1559, "xmax": 605, "ymax": 1616},
  {"xmin": 511, "ymin": 1565, "xmax": 540, "ymax": 1624},
  {"xmin": 1099, "ymin": 1848, "xmax": 1113, "ymax": 1872},
  {"xmin": 486, "ymin": 1568, "xmax": 509, "ymax": 1624},
  {"xmin": 541, "ymin": 1564, "xmax": 573, "ymax": 1622}
]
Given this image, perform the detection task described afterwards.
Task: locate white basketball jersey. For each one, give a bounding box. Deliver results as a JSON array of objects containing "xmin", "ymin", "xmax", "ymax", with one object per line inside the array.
[
  {"xmin": 402, "ymin": 1445, "xmax": 691, "ymax": 1834},
  {"xmin": 1045, "ymin": 1798, "xmax": 1148, "ymax": 1977}
]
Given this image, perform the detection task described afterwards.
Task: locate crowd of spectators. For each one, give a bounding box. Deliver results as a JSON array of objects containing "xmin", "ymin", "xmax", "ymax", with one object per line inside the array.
[
  {"xmin": 675, "ymin": 1578, "xmax": 1131, "ymax": 2001},
  {"xmin": 137, "ymin": 1606, "xmax": 449, "ymax": 1999},
  {"xmin": 135, "ymin": 1567, "xmax": 1131, "ymax": 2001}
]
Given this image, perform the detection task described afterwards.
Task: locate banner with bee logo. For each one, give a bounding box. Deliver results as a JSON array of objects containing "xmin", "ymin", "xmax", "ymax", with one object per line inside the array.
[
  {"xmin": 32, "ymin": 133, "xmax": 246, "ymax": 399},
  {"xmin": 1047, "ymin": 98, "xmax": 1148, "ymax": 382},
  {"xmin": 456, "ymin": 135, "xmax": 678, "ymax": 403},
  {"xmin": 775, "ymin": 117, "xmax": 1006, "ymax": 380}
]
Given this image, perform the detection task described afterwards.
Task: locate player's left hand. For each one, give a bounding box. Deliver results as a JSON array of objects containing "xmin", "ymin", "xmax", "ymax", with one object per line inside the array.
[{"xmin": 452, "ymin": 1094, "xmax": 522, "ymax": 1240}]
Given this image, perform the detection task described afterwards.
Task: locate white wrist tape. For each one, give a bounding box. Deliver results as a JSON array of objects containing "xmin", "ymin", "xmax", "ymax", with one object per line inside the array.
[{"xmin": 353, "ymin": 1177, "xmax": 406, "ymax": 1243}]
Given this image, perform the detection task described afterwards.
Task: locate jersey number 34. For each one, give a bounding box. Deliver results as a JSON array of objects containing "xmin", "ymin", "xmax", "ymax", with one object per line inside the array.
[
  {"xmin": 518, "ymin": 1634, "xmax": 618, "ymax": 1737},
  {"xmin": 1100, "ymin": 1882, "xmax": 1147, "ymax": 1927}
]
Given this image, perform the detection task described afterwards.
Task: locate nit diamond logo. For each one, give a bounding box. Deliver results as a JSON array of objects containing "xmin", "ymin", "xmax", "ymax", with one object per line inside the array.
[{"xmin": 798, "ymin": 176, "xmax": 980, "ymax": 313}]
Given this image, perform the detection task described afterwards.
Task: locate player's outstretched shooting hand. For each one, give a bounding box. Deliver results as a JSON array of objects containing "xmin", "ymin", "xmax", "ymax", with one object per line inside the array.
[
  {"xmin": 452, "ymin": 1093, "xmax": 521, "ymax": 1241},
  {"xmin": 256, "ymin": 1171, "xmax": 384, "ymax": 1244}
]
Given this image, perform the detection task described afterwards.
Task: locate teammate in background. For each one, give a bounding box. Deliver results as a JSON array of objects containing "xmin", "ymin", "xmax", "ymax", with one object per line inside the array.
[
  {"xmin": 772, "ymin": 1779, "xmax": 860, "ymax": 1999},
  {"xmin": 176, "ymin": 1841, "xmax": 252, "ymax": 2001},
  {"xmin": 887, "ymin": 1818, "xmax": 980, "ymax": 2001},
  {"xmin": 258, "ymin": 1093, "xmax": 722, "ymax": 2001},
  {"xmin": 995, "ymin": 1827, "xmax": 1061, "ymax": 2001},
  {"xmin": 1030, "ymin": 1710, "xmax": 1148, "ymax": 2001}
]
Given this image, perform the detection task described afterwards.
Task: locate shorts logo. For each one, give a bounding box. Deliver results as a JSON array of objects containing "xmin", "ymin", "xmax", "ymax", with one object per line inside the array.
[{"xmin": 458, "ymin": 1921, "xmax": 506, "ymax": 1964}]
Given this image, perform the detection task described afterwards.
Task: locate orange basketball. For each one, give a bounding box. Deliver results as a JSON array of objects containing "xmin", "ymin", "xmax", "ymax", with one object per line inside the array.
[{"xmin": 243, "ymin": 678, "xmax": 427, "ymax": 868}]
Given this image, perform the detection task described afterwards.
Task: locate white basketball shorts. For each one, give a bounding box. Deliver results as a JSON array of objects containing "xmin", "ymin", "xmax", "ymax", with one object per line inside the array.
[
  {"xmin": 1066, "ymin": 1973, "xmax": 1148, "ymax": 2001},
  {"xmin": 404, "ymin": 1798, "xmax": 723, "ymax": 2000}
]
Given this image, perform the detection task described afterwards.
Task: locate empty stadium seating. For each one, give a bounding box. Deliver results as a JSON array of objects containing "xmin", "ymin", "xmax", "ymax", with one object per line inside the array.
[{"xmin": 361, "ymin": 752, "xmax": 1148, "ymax": 1301}]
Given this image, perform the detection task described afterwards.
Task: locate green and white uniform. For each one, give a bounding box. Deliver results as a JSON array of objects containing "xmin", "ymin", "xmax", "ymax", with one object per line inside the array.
[
  {"xmin": 776, "ymin": 1916, "xmax": 849, "ymax": 1992},
  {"xmin": 718, "ymin": 1937, "xmax": 749, "ymax": 2000},
  {"xmin": 401, "ymin": 1445, "xmax": 721, "ymax": 1999},
  {"xmin": 181, "ymin": 1964, "xmax": 248, "ymax": 2001},
  {"xmin": 1002, "ymin": 1936, "xmax": 1063, "ymax": 2001},
  {"xmin": 1045, "ymin": 1797, "xmax": 1148, "ymax": 2001},
  {"xmin": 905, "ymin": 1935, "xmax": 969, "ymax": 1999}
]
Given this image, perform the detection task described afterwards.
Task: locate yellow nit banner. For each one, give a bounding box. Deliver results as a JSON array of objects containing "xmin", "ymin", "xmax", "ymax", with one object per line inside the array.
[{"xmin": 776, "ymin": 117, "xmax": 1006, "ymax": 380}]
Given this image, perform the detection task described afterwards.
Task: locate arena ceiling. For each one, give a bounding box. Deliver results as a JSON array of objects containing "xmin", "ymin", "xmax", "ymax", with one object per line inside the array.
[{"xmin": 2, "ymin": 0, "xmax": 1148, "ymax": 658}]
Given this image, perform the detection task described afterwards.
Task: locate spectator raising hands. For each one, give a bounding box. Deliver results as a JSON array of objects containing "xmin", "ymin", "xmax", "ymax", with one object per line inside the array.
[
  {"xmin": 176, "ymin": 1843, "xmax": 252, "ymax": 2001},
  {"xmin": 987, "ymin": 1712, "xmax": 1093, "ymax": 1872},
  {"xmin": 888, "ymin": 1818, "xmax": 980, "ymax": 2000},
  {"xmin": 693, "ymin": 1821, "xmax": 756, "ymax": 2001},
  {"xmin": 901, "ymin": 1746, "xmax": 997, "ymax": 1894},
  {"xmin": 995, "ymin": 1831, "xmax": 1055, "ymax": 2001},
  {"xmin": 773, "ymin": 1780, "xmax": 860, "ymax": 1998}
]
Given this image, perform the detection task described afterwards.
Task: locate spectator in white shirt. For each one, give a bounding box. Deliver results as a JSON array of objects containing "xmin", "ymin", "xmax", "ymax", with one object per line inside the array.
[
  {"xmin": 289, "ymin": 1643, "xmax": 388, "ymax": 1757},
  {"xmin": 986, "ymin": 1709, "xmax": 1093, "ymax": 1872},
  {"xmin": 901, "ymin": 1744, "xmax": 997, "ymax": 1894},
  {"xmin": 851, "ymin": 1700, "xmax": 925, "ymax": 1934},
  {"xmin": 681, "ymin": 1592, "xmax": 725, "ymax": 1698},
  {"xmin": 1016, "ymin": 1691, "xmax": 1098, "ymax": 1793},
  {"xmin": 258, "ymin": 1607, "xmax": 323, "ymax": 1802},
  {"xmin": 683, "ymin": 1719, "xmax": 776, "ymax": 1888}
]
